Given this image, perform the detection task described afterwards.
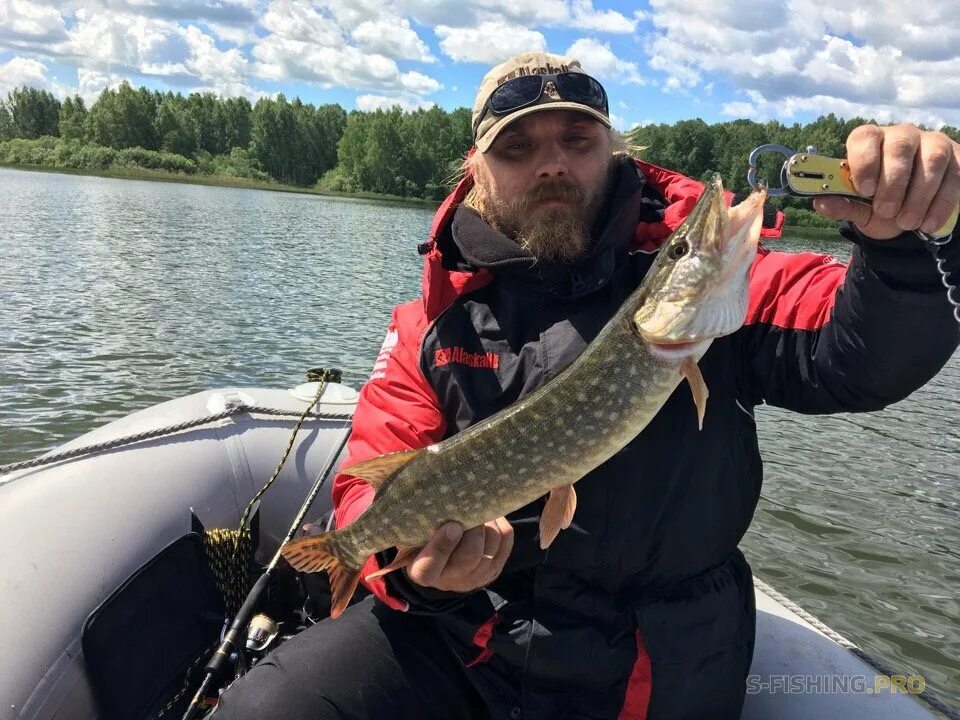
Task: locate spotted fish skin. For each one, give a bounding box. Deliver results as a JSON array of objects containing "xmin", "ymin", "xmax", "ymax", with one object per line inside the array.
[{"xmin": 281, "ymin": 176, "xmax": 767, "ymax": 615}]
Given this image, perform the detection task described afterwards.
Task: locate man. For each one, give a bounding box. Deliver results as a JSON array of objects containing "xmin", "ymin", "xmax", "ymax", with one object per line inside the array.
[{"xmin": 216, "ymin": 52, "xmax": 959, "ymax": 719}]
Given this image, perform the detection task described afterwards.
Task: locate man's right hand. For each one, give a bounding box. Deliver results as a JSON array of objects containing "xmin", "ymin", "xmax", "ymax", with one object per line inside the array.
[{"xmin": 404, "ymin": 517, "xmax": 514, "ymax": 593}]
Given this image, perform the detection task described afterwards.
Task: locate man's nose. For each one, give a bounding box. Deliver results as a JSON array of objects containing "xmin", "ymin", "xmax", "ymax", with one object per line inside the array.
[{"xmin": 536, "ymin": 144, "xmax": 568, "ymax": 179}]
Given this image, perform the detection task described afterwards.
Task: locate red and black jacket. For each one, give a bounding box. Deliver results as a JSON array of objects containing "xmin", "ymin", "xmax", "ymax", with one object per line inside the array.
[{"xmin": 331, "ymin": 156, "xmax": 959, "ymax": 720}]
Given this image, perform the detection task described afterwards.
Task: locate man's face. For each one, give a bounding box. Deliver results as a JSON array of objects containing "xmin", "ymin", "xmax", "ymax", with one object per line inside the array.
[{"xmin": 471, "ymin": 110, "xmax": 614, "ymax": 263}]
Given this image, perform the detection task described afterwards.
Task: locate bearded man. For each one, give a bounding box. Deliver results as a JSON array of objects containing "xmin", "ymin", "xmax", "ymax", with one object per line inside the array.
[{"xmin": 215, "ymin": 52, "xmax": 959, "ymax": 720}]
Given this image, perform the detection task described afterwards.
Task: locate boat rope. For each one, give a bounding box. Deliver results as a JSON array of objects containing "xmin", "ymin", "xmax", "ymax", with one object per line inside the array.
[
  {"xmin": 0, "ymin": 388, "xmax": 352, "ymax": 479},
  {"xmin": 754, "ymin": 576, "xmax": 960, "ymax": 719},
  {"xmin": 200, "ymin": 368, "xmax": 342, "ymax": 619}
]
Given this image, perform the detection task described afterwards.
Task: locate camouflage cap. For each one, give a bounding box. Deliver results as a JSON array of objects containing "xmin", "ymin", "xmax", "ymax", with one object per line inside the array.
[{"xmin": 472, "ymin": 51, "xmax": 611, "ymax": 153}]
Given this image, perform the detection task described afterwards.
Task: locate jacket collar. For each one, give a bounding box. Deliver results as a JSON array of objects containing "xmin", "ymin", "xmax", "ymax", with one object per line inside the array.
[{"xmin": 446, "ymin": 155, "xmax": 645, "ymax": 300}]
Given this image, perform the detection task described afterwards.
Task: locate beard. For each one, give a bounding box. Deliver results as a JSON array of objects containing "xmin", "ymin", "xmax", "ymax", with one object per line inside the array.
[{"xmin": 468, "ymin": 169, "xmax": 611, "ymax": 264}]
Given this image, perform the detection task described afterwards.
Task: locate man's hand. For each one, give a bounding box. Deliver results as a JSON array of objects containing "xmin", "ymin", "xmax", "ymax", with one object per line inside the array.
[
  {"xmin": 404, "ymin": 517, "xmax": 514, "ymax": 593},
  {"xmin": 812, "ymin": 124, "xmax": 960, "ymax": 239}
]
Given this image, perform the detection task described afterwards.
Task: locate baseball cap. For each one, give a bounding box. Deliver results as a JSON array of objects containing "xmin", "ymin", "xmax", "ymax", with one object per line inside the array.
[{"xmin": 472, "ymin": 51, "xmax": 611, "ymax": 153}]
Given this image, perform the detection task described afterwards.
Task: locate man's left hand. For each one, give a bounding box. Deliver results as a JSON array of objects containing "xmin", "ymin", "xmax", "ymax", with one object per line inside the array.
[{"xmin": 812, "ymin": 124, "xmax": 960, "ymax": 239}]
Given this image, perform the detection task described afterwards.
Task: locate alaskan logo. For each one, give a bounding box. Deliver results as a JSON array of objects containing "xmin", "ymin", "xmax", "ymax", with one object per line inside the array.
[{"xmin": 434, "ymin": 346, "xmax": 500, "ymax": 370}]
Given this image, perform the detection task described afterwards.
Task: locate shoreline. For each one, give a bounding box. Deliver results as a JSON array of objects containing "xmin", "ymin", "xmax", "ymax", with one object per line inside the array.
[
  {"xmin": 0, "ymin": 162, "xmax": 441, "ymax": 209},
  {"xmin": 2, "ymin": 162, "xmax": 838, "ymax": 240}
]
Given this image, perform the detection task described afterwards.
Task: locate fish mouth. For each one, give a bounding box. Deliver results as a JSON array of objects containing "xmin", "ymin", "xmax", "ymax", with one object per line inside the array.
[{"xmin": 642, "ymin": 335, "xmax": 713, "ymax": 361}]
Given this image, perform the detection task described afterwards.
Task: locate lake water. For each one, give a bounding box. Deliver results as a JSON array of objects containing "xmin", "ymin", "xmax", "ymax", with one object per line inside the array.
[{"xmin": 1, "ymin": 167, "xmax": 957, "ymax": 708}]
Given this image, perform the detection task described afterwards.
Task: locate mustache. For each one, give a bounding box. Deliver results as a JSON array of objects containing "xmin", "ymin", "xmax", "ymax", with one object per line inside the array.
[{"xmin": 512, "ymin": 180, "xmax": 589, "ymax": 214}]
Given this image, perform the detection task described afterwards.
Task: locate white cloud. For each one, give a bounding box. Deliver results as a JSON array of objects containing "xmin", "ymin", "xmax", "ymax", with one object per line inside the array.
[
  {"xmin": 203, "ymin": 20, "xmax": 258, "ymax": 46},
  {"xmin": 77, "ymin": 0, "xmax": 259, "ymax": 25},
  {"xmin": 76, "ymin": 67, "xmax": 130, "ymax": 105},
  {"xmin": 569, "ymin": 0, "xmax": 635, "ymax": 33},
  {"xmin": 0, "ymin": 55, "xmax": 72, "ymax": 97},
  {"xmin": 720, "ymin": 101, "xmax": 757, "ymax": 118},
  {"xmin": 645, "ymin": 0, "xmax": 960, "ymax": 124},
  {"xmin": 61, "ymin": 9, "xmax": 256, "ymax": 95},
  {"xmin": 0, "ymin": 0, "xmax": 68, "ymax": 48},
  {"xmin": 253, "ymin": 37, "xmax": 441, "ymax": 94},
  {"xmin": 260, "ymin": 0, "xmax": 343, "ymax": 45},
  {"xmin": 436, "ymin": 21, "xmax": 547, "ymax": 64},
  {"xmin": 566, "ymin": 38, "xmax": 644, "ymax": 85},
  {"xmin": 251, "ymin": 0, "xmax": 442, "ymax": 95},
  {"xmin": 356, "ymin": 93, "xmax": 435, "ymax": 111},
  {"xmin": 66, "ymin": 9, "xmax": 186, "ymax": 74},
  {"xmin": 352, "ymin": 17, "xmax": 435, "ymax": 62},
  {"xmin": 608, "ymin": 109, "xmax": 631, "ymax": 131},
  {"xmin": 180, "ymin": 24, "xmax": 252, "ymax": 96}
]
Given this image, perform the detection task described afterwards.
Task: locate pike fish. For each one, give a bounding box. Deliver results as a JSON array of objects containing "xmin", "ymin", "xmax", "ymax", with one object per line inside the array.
[{"xmin": 282, "ymin": 175, "xmax": 767, "ymax": 617}]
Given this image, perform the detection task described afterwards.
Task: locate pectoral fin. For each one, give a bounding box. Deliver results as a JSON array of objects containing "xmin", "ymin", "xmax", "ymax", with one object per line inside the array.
[
  {"xmin": 539, "ymin": 484, "xmax": 577, "ymax": 549},
  {"xmin": 681, "ymin": 356, "xmax": 709, "ymax": 430},
  {"xmin": 364, "ymin": 546, "xmax": 422, "ymax": 581},
  {"xmin": 341, "ymin": 449, "xmax": 423, "ymax": 490}
]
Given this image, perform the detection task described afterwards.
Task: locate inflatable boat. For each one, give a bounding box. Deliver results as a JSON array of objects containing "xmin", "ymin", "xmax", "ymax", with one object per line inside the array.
[{"xmin": 0, "ymin": 381, "xmax": 953, "ymax": 720}]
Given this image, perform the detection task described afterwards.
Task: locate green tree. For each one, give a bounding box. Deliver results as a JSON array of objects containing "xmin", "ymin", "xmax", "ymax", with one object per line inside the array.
[
  {"xmin": 58, "ymin": 95, "xmax": 88, "ymax": 141},
  {"xmin": 0, "ymin": 101, "xmax": 12, "ymax": 141},
  {"xmin": 86, "ymin": 81, "xmax": 159, "ymax": 149},
  {"xmin": 250, "ymin": 94, "xmax": 299, "ymax": 183},
  {"xmin": 5, "ymin": 86, "xmax": 61, "ymax": 139},
  {"xmin": 222, "ymin": 96, "xmax": 253, "ymax": 151},
  {"xmin": 155, "ymin": 96, "xmax": 200, "ymax": 156},
  {"xmin": 186, "ymin": 92, "xmax": 225, "ymax": 154}
]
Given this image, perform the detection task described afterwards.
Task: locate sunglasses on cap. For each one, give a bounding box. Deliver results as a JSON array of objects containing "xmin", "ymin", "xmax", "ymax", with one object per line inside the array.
[{"xmin": 473, "ymin": 72, "xmax": 609, "ymax": 140}]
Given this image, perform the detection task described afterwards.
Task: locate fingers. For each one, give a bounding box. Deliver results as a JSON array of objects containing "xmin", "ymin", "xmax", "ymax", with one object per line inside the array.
[
  {"xmin": 407, "ymin": 521, "xmax": 463, "ymax": 588},
  {"xmin": 921, "ymin": 147, "xmax": 960, "ymax": 235},
  {"xmin": 406, "ymin": 518, "xmax": 514, "ymax": 592},
  {"xmin": 444, "ymin": 523, "xmax": 488, "ymax": 577},
  {"xmin": 839, "ymin": 125, "xmax": 959, "ymax": 239},
  {"xmin": 897, "ymin": 133, "xmax": 953, "ymax": 231},
  {"xmin": 489, "ymin": 516, "xmax": 514, "ymax": 573},
  {"xmin": 481, "ymin": 522, "xmax": 502, "ymax": 560},
  {"xmin": 846, "ymin": 124, "xmax": 883, "ymax": 197},
  {"xmin": 813, "ymin": 196, "xmax": 874, "ymax": 228},
  {"xmin": 871, "ymin": 125, "xmax": 920, "ymax": 221}
]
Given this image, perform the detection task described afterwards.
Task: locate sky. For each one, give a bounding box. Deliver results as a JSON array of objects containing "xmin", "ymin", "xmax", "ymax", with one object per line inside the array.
[{"xmin": 1, "ymin": 0, "xmax": 959, "ymax": 130}]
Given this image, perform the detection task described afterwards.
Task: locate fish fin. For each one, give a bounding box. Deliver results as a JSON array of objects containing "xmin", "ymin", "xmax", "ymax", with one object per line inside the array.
[
  {"xmin": 364, "ymin": 545, "xmax": 422, "ymax": 581},
  {"xmin": 280, "ymin": 533, "xmax": 361, "ymax": 618},
  {"xmin": 328, "ymin": 562, "xmax": 362, "ymax": 619},
  {"xmin": 681, "ymin": 356, "xmax": 709, "ymax": 430},
  {"xmin": 539, "ymin": 484, "xmax": 577, "ymax": 549},
  {"xmin": 340, "ymin": 449, "xmax": 423, "ymax": 490}
]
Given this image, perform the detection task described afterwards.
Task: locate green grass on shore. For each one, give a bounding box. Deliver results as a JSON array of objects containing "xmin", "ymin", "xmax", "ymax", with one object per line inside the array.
[{"xmin": 0, "ymin": 162, "xmax": 440, "ymax": 208}]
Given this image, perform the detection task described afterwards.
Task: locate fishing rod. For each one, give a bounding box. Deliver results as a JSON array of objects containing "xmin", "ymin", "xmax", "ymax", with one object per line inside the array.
[{"xmin": 182, "ymin": 371, "xmax": 352, "ymax": 720}]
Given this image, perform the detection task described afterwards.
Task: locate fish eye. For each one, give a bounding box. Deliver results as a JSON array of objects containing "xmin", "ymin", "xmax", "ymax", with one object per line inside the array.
[{"xmin": 670, "ymin": 241, "xmax": 689, "ymax": 259}]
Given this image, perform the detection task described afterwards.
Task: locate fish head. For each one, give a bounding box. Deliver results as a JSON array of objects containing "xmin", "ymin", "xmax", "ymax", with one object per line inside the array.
[{"xmin": 632, "ymin": 174, "xmax": 767, "ymax": 359}]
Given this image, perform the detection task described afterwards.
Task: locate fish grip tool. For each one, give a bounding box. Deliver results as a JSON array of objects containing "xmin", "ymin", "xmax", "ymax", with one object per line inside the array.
[
  {"xmin": 182, "ymin": 368, "xmax": 352, "ymax": 720},
  {"xmin": 748, "ymin": 144, "xmax": 960, "ymax": 325}
]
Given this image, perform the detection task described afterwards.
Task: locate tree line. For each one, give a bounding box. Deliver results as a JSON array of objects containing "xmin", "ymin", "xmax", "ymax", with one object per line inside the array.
[{"xmin": 2, "ymin": 83, "xmax": 957, "ymax": 211}]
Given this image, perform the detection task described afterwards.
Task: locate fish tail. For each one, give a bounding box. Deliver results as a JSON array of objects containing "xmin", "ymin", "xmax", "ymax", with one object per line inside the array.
[{"xmin": 281, "ymin": 533, "xmax": 361, "ymax": 618}]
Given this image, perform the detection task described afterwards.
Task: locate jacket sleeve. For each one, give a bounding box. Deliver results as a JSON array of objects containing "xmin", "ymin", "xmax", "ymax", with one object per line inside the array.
[
  {"xmin": 331, "ymin": 300, "xmax": 470, "ymax": 614},
  {"xmin": 737, "ymin": 223, "xmax": 960, "ymax": 413}
]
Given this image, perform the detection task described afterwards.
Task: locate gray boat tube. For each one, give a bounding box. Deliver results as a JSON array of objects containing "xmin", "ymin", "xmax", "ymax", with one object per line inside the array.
[
  {"xmin": 0, "ymin": 382, "xmax": 355, "ymax": 720},
  {"xmin": 0, "ymin": 383, "xmax": 951, "ymax": 720}
]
